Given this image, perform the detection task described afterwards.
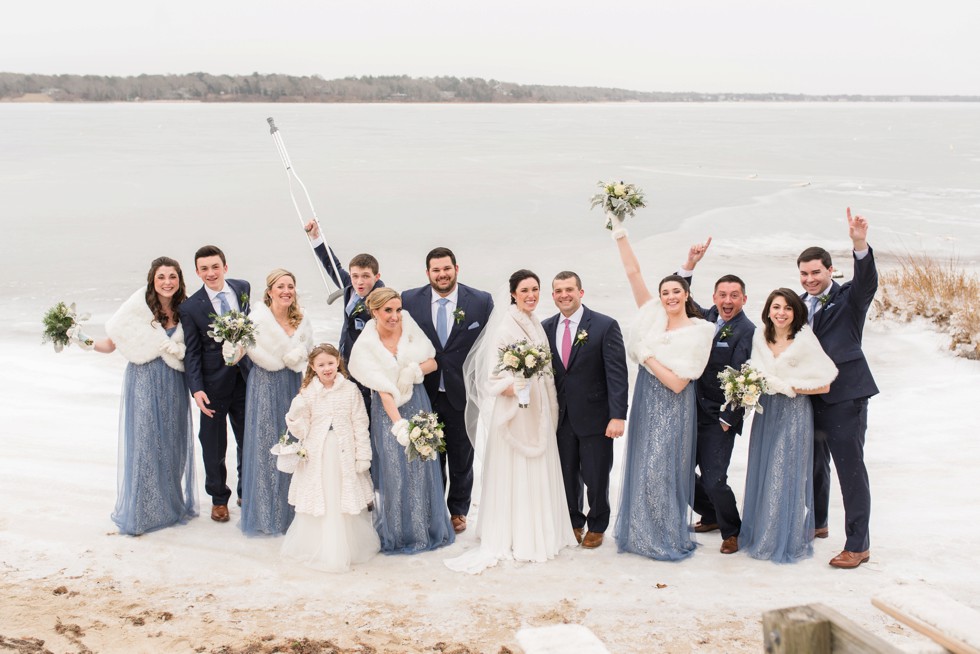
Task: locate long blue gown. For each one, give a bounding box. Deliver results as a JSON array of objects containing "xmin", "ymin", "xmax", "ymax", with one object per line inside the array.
[
  {"xmin": 739, "ymin": 393, "xmax": 815, "ymax": 563},
  {"xmin": 112, "ymin": 331, "xmax": 197, "ymax": 536},
  {"xmin": 370, "ymin": 385, "xmax": 455, "ymax": 553},
  {"xmin": 240, "ymin": 366, "xmax": 300, "ymax": 536},
  {"xmin": 614, "ymin": 368, "xmax": 698, "ymax": 561}
]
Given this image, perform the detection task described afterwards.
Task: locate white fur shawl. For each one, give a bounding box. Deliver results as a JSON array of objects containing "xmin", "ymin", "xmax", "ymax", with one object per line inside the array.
[
  {"xmin": 105, "ymin": 288, "xmax": 185, "ymax": 371},
  {"xmin": 627, "ymin": 300, "xmax": 715, "ymax": 379},
  {"xmin": 347, "ymin": 311, "xmax": 436, "ymax": 407},
  {"xmin": 748, "ymin": 327, "xmax": 838, "ymax": 397},
  {"xmin": 245, "ymin": 302, "xmax": 313, "ymax": 373}
]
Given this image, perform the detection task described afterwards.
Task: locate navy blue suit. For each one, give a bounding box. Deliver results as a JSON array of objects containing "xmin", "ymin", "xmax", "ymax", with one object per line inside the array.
[
  {"xmin": 312, "ymin": 243, "xmax": 384, "ymax": 364},
  {"xmin": 689, "ymin": 303, "xmax": 755, "ymax": 540},
  {"xmin": 401, "ymin": 283, "xmax": 493, "ymax": 516},
  {"xmin": 805, "ymin": 249, "xmax": 879, "ymax": 552},
  {"xmin": 542, "ymin": 306, "xmax": 628, "ymax": 534},
  {"xmin": 182, "ymin": 279, "xmax": 252, "ymax": 506}
]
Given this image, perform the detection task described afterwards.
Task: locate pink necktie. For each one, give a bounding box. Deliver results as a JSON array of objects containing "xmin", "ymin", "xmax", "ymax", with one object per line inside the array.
[{"xmin": 561, "ymin": 318, "xmax": 572, "ymax": 368}]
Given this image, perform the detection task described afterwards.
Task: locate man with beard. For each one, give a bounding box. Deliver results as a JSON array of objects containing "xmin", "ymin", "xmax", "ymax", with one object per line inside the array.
[{"xmin": 402, "ymin": 247, "xmax": 493, "ymax": 533}]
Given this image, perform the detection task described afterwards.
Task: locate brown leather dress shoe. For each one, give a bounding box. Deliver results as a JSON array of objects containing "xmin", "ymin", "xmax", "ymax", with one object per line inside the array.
[
  {"xmin": 573, "ymin": 527, "xmax": 584, "ymax": 545},
  {"xmin": 451, "ymin": 515, "xmax": 467, "ymax": 534},
  {"xmin": 829, "ymin": 550, "xmax": 870, "ymax": 569},
  {"xmin": 813, "ymin": 527, "xmax": 829, "ymax": 539},
  {"xmin": 720, "ymin": 536, "xmax": 739, "ymax": 554},
  {"xmin": 693, "ymin": 521, "xmax": 719, "ymax": 533},
  {"xmin": 582, "ymin": 532, "xmax": 604, "ymax": 549},
  {"xmin": 211, "ymin": 505, "xmax": 230, "ymax": 522}
]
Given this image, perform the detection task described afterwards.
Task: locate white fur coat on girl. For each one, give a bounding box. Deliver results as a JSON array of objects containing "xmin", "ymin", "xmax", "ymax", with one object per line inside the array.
[
  {"xmin": 245, "ymin": 302, "xmax": 313, "ymax": 373},
  {"xmin": 748, "ymin": 326, "xmax": 838, "ymax": 397},
  {"xmin": 347, "ymin": 311, "xmax": 436, "ymax": 407},
  {"xmin": 626, "ymin": 300, "xmax": 715, "ymax": 379},
  {"xmin": 105, "ymin": 288, "xmax": 185, "ymax": 371}
]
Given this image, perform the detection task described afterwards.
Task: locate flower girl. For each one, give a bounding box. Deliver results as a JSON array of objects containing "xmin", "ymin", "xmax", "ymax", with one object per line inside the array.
[{"xmin": 278, "ymin": 344, "xmax": 380, "ymax": 572}]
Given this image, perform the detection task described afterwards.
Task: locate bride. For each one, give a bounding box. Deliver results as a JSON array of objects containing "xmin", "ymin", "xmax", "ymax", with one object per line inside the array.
[{"xmin": 445, "ymin": 270, "xmax": 577, "ymax": 573}]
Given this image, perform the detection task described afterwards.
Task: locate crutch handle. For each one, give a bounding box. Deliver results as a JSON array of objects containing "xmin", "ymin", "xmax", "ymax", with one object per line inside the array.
[{"xmin": 267, "ymin": 117, "xmax": 278, "ymax": 134}]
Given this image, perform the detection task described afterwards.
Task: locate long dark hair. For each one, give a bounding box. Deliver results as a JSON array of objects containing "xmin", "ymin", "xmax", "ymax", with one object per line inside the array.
[
  {"xmin": 145, "ymin": 256, "xmax": 187, "ymax": 326},
  {"xmin": 761, "ymin": 288, "xmax": 807, "ymax": 343},
  {"xmin": 658, "ymin": 274, "xmax": 701, "ymax": 319},
  {"xmin": 509, "ymin": 269, "xmax": 540, "ymax": 304}
]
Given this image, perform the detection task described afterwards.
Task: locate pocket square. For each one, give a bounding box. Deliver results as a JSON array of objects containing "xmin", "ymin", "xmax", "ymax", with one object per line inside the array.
[
  {"xmin": 715, "ymin": 341, "xmax": 730, "ymax": 348},
  {"xmin": 467, "ymin": 321, "xmax": 481, "ymax": 330}
]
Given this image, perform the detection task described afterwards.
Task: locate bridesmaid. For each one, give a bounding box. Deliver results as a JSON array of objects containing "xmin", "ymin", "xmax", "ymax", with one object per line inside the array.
[
  {"xmin": 738, "ymin": 289, "xmax": 837, "ymax": 563},
  {"xmin": 93, "ymin": 256, "xmax": 197, "ymax": 536},
  {"xmin": 348, "ymin": 288, "xmax": 455, "ymax": 553},
  {"xmin": 240, "ymin": 268, "xmax": 313, "ymax": 536},
  {"xmin": 611, "ymin": 229, "xmax": 714, "ymax": 560}
]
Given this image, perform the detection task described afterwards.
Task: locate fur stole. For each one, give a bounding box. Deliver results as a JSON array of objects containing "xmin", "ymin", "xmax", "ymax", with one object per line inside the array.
[
  {"xmin": 627, "ymin": 300, "xmax": 714, "ymax": 379},
  {"xmin": 105, "ymin": 288, "xmax": 185, "ymax": 371},
  {"xmin": 347, "ymin": 311, "xmax": 436, "ymax": 407},
  {"xmin": 748, "ymin": 327, "xmax": 838, "ymax": 397},
  {"xmin": 245, "ymin": 302, "xmax": 313, "ymax": 373}
]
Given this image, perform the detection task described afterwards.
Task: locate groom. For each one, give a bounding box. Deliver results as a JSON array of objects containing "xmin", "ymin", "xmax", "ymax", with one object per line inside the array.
[
  {"xmin": 402, "ymin": 247, "xmax": 493, "ymax": 533},
  {"xmin": 182, "ymin": 245, "xmax": 252, "ymax": 523},
  {"xmin": 543, "ymin": 271, "xmax": 628, "ymax": 549},
  {"xmin": 798, "ymin": 208, "xmax": 878, "ymax": 569}
]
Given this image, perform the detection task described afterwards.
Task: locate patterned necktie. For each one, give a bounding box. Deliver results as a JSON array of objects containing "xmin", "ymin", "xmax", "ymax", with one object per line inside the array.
[
  {"xmin": 436, "ymin": 298, "xmax": 450, "ymax": 347},
  {"xmin": 561, "ymin": 318, "xmax": 572, "ymax": 368},
  {"xmin": 218, "ymin": 291, "xmax": 232, "ymax": 315}
]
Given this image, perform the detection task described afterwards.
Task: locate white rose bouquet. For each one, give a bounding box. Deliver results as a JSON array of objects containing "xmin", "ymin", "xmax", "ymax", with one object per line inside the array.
[
  {"xmin": 405, "ymin": 410, "xmax": 446, "ymax": 462},
  {"xmin": 41, "ymin": 302, "xmax": 94, "ymax": 352},
  {"xmin": 496, "ymin": 339, "xmax": 553, "ymax": 408},
  {"xmin": 207, "ymin": 310, "xmax": 257, "ymax": 365},
  {"xmin": 717, "ymin": 363, "xmax": 770, "ymax": 415},
  {"xmin": 589, "ymin": 180, "xmax": 647, "ymax": 233}
]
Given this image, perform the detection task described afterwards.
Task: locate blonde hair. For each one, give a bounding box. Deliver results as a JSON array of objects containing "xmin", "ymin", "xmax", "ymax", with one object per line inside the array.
[
  {"xmin": 301, "ymin": 343, "xmax": 348, "ymax": 389},
  {"xmin": 365, "ymin": 287, "xmax": 400, "ymax": 316},
  {"xmin": 264, "ymin": 268, "xmax": 303, "ymax": 329}
]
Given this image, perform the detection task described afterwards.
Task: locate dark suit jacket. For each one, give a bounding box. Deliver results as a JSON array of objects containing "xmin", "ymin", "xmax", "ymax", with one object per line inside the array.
[
  {"xmin": 693, "ymin": 306, "xmax": 755, "ymax": 434},
  {"xmin": 804, "ymin": 248, "xmax": 879, "ymax": 404},
  {"xmin": 542, "ymin": 306, "xmax": 629, "ymax": 437},
  {"xmin": 182, "ymin": 278, "xmax": 252, "ymax": 398},
  {"xmin": 401, "ymin": 283, "xmax": 494, "ymax": 411},
  {"xmin": 313, "ymin": 243, "xmax": 384, "ymax": 363}
]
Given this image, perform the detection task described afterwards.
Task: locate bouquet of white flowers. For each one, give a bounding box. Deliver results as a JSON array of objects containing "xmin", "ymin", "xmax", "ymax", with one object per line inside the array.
[
  {"xmin": 496, "ymin": 339, "xmax": 553, "ymax": 408},
  {"xmin": 405, "ymin": 410, "xmax": 446, "ymax": 462},
  {"xmin": 717, "ymin": 363, "xmax": 770, "ymax": 414},
  {"xmin": 269, "ymin": 431, "xmax": 307, "ymax": 474},
  {"xmin": 207, "ymin": 310, "xmax": 257, "ymax": 365},
  {"xmin": 589, "ymin": 180, "xmax": 647, "ymax": 230},
  {"xmin": 41, "ymin": 302, "xmax": 94, "ymax": 352}
]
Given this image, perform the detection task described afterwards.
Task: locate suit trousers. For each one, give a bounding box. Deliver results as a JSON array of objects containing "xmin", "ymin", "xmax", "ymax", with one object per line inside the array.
[
  {"xmin": 556, "ymin": 417, "xmax": 614, "ymax": 533},
  {"xmin": 198, "ymin": 369, "xmax": 247, "ymax": 506},
  {"xmin": 812, "ymin": 396, "xmax": 871, "ymax": 552},
  {"xmin": 692, "ymin": 415, "xmax": 741, "ymax": 539},
  {"xmin": 433, "ymin": 392, "xmax": 474, "ymax": 517}
]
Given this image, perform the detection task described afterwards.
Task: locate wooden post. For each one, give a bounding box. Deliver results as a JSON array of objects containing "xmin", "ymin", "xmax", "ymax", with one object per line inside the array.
[{"xmin": 763, "ymin": 603, "xmax": 904, "ymax": 654}]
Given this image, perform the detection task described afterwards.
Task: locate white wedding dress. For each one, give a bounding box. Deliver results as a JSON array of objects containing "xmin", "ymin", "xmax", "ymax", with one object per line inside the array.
[{"xmin": 445, "ymin": 305, "xmax": 576, "ymax": 574}]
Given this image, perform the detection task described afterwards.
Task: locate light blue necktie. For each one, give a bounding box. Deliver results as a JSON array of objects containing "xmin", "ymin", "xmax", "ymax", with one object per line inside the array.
[
  {"xmin": 807, "ymin": 295, "xmax": 820, "ymax": 326},
  {"xmin": 715, "ymin": 316, "xmax": 725, "ymax": 335},
  {"xmin": 436, "ymin": 298, "xmax": 450, "ymax": 347},
  {"xmin": 345, "ymin": 293, "xmax": 360, "ymax": 316},
  {"xmin": 218, "ymin": 291, "xmax": 232, "ymax": 315}
]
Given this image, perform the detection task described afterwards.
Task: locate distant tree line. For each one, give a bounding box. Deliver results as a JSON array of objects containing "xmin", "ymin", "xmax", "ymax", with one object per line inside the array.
[{"xmin": 1, "ymin": 72, "xmax": 976, "ymax": 103}]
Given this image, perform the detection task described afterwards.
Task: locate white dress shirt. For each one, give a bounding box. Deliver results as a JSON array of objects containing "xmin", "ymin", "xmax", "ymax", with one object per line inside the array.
[
  {"xmin": 554, "ymin": 305, "xmax": 585, "ymax": 349},
  {"xmin": 431, "ymin": 286, "xmax": 459, "ymax": 333},
  {"xmin": 206, "ymin": 284, "xmax": 241, "ymax": 315}
]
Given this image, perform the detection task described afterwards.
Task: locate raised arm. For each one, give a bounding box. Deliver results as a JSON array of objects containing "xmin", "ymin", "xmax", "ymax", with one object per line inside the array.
[
  {"xmin": 681, "ymin": 237, "xmax": 712, "ymax": 273},
  {"xmin": 615, "ymin": 235, "xmax": 654, "ymax": 308},
  {"xmin": 846, "ymin": 208, "xmax": 878, "ymax": 314},
  {"xmin": 305, "ymin": 219, "xmax": 351, "ymax": 290}
]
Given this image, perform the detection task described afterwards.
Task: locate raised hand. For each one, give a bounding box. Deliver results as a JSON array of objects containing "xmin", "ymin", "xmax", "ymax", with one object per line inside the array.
[
  {"xmin": 847, "ymin": 207, "xmax": 869, "ymax": 250},
  {"xmin": 304, "ymin": 219, "xmax": 320, "ymax": 239},
  {"xmin": 684, "ymin": 236, "xmax": 713, "ymax": 270}
]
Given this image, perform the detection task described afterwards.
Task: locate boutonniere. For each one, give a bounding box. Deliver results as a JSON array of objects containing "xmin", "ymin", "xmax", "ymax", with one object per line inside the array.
[
  {"xmin": 818, "ymin": 294, "xmax": 830, "ymax": 306},
  {"xmin": 240, "ymin": 292, "xmax": 249, "ymax": 307},
  {"xmin": 718, "ymin": 325, "xmax": 733, "ymax": 341},
  {"xmin": 352, "ymin": 303, "xmax": 365, "ymax": 317},
  {"xmin": 453, "ymin": 308, "xmax": 465, "ymax": 325},
  {"xmin": 574, "ymin": 329, "xmax": 588, "ymax": 347}
]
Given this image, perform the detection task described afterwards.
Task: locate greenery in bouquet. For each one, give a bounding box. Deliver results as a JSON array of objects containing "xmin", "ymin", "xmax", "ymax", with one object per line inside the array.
[
  {"xmin": 589, "ymin": 180, "xmax": 647, "ymax": 229},
  {"xmin": 496, "ymin": 339, "xmax": 553, "ymax": 378},
  {"xmin": 207, "ymin": 310, "xmax": 257, "ymax": 348},
  {"xmin": 41, "ymin": 302, "xmax": 94, "ymax": 352},
  {"xmin": 717, "ymin": 363, "xmax": 770, "ymax": 414},
  {"xmin": 405, "ymin": 410, "xmax": 446, "ymax": 462}
]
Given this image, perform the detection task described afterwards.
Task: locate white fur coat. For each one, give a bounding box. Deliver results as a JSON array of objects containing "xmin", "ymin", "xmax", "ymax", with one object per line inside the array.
[
  {"xmin": 284, "ymin": 375, "xmax": 373, "ymax": 516},
  {"xmin": 748, "ymin": 327, "xmax": 838, "ymax": 397},
  {"xmin": 245, "ymin": 302, "xmax": 313, "ymax": 373},
  {"xmin": 626, "ymin": 300, "xmax": 715, "ymax": 379},
  {"xmin": 347, "ymin": 312, "xmax": 436, "ymax": 407},
  {"xmin": 105, "ymin": 288, "xmax": 185, "ymax": 371}
]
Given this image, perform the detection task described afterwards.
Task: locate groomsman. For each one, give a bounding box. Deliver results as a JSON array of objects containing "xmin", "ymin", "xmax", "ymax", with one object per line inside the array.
[
  {"xmin": 543, "ymin": 272, "xmax": 628, "ymax": 549},
  {"xmin": 798, "ymin": 208, "xmax": 878, "ymax": 569},
  {"xmin": 678, "ymin": 240, "xmax": 756, "ymax": 555},
  {"xmin": 402, "ymin": 248, "xmax": 493, "ymax": 533},
  {"xmin": 182, "ymin": 245, "xmax": 252, "ymax": 522}
]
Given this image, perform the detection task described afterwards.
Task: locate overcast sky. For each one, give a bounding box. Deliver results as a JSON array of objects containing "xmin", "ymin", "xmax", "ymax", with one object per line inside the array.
[{"xmin": 3, "ymin": 1, "xmax": 978, "ymax": 95}]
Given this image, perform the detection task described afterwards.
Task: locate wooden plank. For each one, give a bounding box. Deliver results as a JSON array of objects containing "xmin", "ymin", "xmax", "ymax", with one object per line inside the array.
[
  {"xmin": 873, "ymin": 588, "xmax": 980, "ymax": 654},
  {"xmin": 763, "ymin": 603, "xmax": 904, "ymax": 654},
  {"xmin": 810, "ymin": 604, "xmax": 905, "ymax": 654}
]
